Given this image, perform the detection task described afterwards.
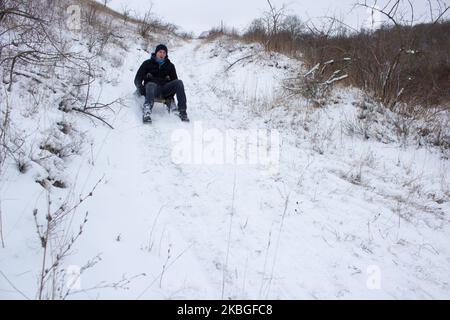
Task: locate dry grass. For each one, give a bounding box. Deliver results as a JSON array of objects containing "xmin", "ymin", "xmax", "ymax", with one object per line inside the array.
[
  {"xmin": 75, "ymin": 0, "xmax": 190, "ymax": 39},
  {"xmin": 75, "ymin": 0, "xmax": 142, "ymax": 24}
]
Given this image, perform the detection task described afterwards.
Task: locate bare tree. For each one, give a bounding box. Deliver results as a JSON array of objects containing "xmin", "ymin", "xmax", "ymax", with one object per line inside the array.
[
  {"xmin": 282, "ymin": 15, "xmax": 306, "ymax": 39},
  {"xmin": 264, "ymin": 0, "xmax": 288, "ymax": 35},
  {"xmin": 121, "ymin": 4, "xmax": 132, "ymax": 24},
  {"xmin": 34, "ymin": 178, "xmax": 103, "ymax": 300},
  {"xmin": 355, "ymin": 0, "xmax": 449, "ymax": 27},
  {"xmin": 352, "ymin": 0, "xmax": 450, "ymax": 109},
  {"xmin": 263, "ymin": 0, "xmax": 289, "ymax": 50},
  {"xmin": 137, "ymin": 6, "xmax": 155, "ymax": 38}
]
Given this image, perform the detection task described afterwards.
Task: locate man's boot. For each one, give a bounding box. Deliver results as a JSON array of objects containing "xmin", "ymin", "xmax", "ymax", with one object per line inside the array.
[{"xmin": 143, "ymin": 102, "xmax": 153, "ymax": 123}]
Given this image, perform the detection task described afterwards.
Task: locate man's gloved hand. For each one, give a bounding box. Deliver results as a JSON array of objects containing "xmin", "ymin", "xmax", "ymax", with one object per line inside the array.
[{"xmin": 145, "ymin": 73, "xmax": 154, "ymax": 80}]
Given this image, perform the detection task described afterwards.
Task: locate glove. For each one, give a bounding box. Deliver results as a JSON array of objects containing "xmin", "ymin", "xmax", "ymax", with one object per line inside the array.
[{"xmin": 145, "ymin": 73, "xmax": 154, "ymax": 80}]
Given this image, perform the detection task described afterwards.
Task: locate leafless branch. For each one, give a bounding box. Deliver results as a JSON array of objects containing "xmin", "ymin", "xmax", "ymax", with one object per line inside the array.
[
  {"xmin": 0, "ymin": 199, "xmax": 4, "ymax": 248},
  {"xmin": 0, "ymin": 270, "xmax": 30, "ymax": 299},
  {"xmin": 225, "ymin": 54, "xmax": 254, "ymax": 72}
]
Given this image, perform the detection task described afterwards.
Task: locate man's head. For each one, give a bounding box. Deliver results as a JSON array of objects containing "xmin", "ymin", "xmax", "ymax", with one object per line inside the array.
[{"xmin": 155, "ymin": 44, "xmax": 168, "ymax": 60}]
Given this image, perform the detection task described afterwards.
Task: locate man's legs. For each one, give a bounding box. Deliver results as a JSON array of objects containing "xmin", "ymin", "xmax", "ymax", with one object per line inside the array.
[
  {"xmin": 161, "ymin": 80, "xmax": 187, "ymax": 115},
  {"xmin": 145, "ymin": 82, "xmax": 162, "ymax": 106},
  {"xmin": 143, "ymin": 82, "xmax": 161, "ymax": 122}
]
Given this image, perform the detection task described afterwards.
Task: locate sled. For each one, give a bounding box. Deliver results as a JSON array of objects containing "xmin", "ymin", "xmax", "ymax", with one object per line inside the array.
[
  {"xmin": 154, "ymin": 96, "xmax": 178, "ymax": 114},
  {"xmin": 135, "ymin": 90, "xmax": 177, "ymax": 114}
]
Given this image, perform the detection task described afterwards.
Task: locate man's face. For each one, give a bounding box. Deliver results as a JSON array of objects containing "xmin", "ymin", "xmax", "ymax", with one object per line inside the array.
[{"xmin": 156, "ymin": 50, "xmax": 167, "ymax": 60}]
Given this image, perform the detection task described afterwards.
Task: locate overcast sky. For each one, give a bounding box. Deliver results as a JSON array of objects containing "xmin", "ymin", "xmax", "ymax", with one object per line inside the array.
[{"xmin": 99, "ymin": 0, "xmax": 444, "ymax": 36}]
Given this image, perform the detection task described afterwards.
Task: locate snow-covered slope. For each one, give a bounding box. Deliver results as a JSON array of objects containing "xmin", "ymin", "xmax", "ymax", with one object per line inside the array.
[{"xmin": 1, "ymin": 14, "xmax": 449, "ymax": 299}]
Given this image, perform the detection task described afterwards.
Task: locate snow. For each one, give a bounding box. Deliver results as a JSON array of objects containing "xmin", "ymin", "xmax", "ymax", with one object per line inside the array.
[
  {"xmin": 325, "ymin": 74, "xmax": 349, "ymax": 85},
  {"xmin": 1, "ymin": 14, "xmax": 449, "ymax": 300}
]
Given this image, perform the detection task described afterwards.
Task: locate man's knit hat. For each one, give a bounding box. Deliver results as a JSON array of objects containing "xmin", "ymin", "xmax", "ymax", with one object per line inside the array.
[{"xmin": 155, "ymin": 44, "xmax": 168, "ymax": 55}]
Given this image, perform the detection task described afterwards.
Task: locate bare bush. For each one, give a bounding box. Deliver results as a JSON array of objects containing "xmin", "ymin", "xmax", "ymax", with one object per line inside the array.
[
  {"xmin": 242, "ymin": 1, "xmax": 310, "ymax": 56},
  {"xmin": 283, "ymin": 59, "xmax": 349, "ymax": 107},
  {"xmin": 344, "ymin": 93, "xmax": 450, "ymax": 149},
  {"xmin": 120, "ymin": 4, "xmax": 131, "ymax": 24},
  {"xmin": 137, "ymin": 7, "xmax": 155, "ymax": 39},
  {"xmin": 0, "ymin": 0, "xmax": 123, "ymax": 128},
  {"xmin": 241, "ymin": 1, "xmax": 449, "ymax": 110},
  {"xmin": 34, "ymin": 178, "xmax": 102, "ymax": 300},
  {"xmin": 201, "ymin": 24, "xmax": 241, "ymax": 43},
  {"xmin": 239, "ymin": 0, "xmax": 450, "ymax": 149}
]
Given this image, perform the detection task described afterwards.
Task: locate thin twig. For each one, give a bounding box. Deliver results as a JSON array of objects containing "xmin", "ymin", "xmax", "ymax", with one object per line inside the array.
[
  {"xmin": 265, "ymin": 193, "xmax": 290, "ymax": 298},
  {"xmin": 147, "ymin": 205, "xmax": 168, "ymax": 252},
  {"xmin": 0, "ymin": 270, "xmax": 30, "ymax": 300},
  {"xmin": 225, "ymin": 55, "xmax": 254, "ymax": 72},
  {"xmin": 0, "ymin": 199, "xmax": 4, "ymax": 248},
  {"xmin": 137, "ymin": 243, "xmax": 193, "ymax": 299},
  {"xmin": 72, "ymin": 107, "xmax": 114, "ymax": 129},
  {"xmin": 222, "ymin": 168, "xmax": 237, "ymax": 299}
]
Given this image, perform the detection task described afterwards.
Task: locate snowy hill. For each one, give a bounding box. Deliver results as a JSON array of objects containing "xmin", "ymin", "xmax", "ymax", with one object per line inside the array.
[{"xmin": 1, "ymin": 1, "xmax": 449, "ymax": 299}]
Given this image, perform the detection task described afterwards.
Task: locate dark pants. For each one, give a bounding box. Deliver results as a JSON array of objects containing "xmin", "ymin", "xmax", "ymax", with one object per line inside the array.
[{"xmin": 145, "ymin": 80, "xmax": 187, "ymax": 113}]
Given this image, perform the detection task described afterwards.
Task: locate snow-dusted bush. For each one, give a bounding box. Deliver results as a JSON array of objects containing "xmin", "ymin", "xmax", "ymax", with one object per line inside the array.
[
  {"xmin": 344, "ymin": 93, "xmax": 450, "ymax": 153},
  {"xmin": 283, "ymin": 60, "xmax": 349, "ymax": 108}
]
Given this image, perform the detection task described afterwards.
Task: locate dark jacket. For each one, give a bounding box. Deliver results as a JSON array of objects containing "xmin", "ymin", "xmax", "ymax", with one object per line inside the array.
[{"xmin": 134, "ymin": 53, "xmax": 178, "ymax": 90}]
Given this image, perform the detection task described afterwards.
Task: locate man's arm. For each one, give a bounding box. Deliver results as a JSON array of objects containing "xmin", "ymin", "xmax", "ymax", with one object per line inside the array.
[
  {"xmin": 170, "ymin": 64, "xmax": 178, "ymax": 81},
  {"xmin": 134, "ymin": 62, "xmax": 147, "ymax": 93}
]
